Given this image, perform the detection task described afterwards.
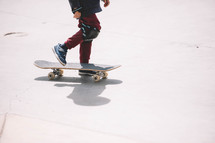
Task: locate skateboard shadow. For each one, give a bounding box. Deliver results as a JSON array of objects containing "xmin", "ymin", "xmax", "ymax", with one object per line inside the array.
[{"xmin": 35, "ymin": 76, "xmax": 122, "ymax": 106}]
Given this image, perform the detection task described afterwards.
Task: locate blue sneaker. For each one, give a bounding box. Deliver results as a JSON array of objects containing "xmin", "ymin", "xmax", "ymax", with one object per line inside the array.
[{"xmin": 52, "ymin": 44, "xmax": 67, "ymax": 66}]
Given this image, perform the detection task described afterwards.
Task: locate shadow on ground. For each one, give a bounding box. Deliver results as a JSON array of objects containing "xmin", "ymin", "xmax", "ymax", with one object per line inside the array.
[{"xmin": 35, "ymin": 76, "xmax": 123, "ymax": 106}]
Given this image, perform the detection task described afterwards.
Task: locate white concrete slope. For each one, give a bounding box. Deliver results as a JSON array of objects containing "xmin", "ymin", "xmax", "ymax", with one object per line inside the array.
[{"xmin": 0, "ymin": 0, "xmax": 215, "ymax": 143}]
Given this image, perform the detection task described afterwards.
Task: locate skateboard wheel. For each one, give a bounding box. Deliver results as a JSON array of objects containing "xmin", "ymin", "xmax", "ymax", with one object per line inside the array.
[
  {"xmin": 102, "ymin": 72, "xmax": 108, "ymax": 79},
  {"xmin": 58, "ymin": 69, "xmax": 64, "ymax": 76},
  {"xmin": 48, "ymin": 72, "xmax": 55, "ymax": 80},
  {"xmin": 93, "ymin": 75, "xmax": 100, "ymax": 82}
]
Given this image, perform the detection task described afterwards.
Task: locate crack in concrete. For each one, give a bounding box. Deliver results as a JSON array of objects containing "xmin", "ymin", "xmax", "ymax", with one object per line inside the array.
[{"xmin": 0, "ymin": 113, "xmax": 7, "ymax": 138}]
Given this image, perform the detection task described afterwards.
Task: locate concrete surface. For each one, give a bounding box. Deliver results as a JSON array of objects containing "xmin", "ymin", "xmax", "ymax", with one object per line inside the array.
[{"xmin": 0, "ymin": 0, "xmax": 215, "ymax": 143}]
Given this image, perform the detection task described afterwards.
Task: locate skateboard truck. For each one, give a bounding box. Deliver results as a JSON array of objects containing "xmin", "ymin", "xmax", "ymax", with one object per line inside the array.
[
  {"xmin": 48, "ymin": 69, "xmax": 64, "ymax": 80},
  {"xmin": 92, "ymin": 71, "xmax": 108, "ymax": 82}
]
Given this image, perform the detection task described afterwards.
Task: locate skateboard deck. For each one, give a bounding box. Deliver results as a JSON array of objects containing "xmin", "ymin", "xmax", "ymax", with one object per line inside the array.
[{"xmin": 34, "ymin": 60, "xmax": 121, "ymax": 81}]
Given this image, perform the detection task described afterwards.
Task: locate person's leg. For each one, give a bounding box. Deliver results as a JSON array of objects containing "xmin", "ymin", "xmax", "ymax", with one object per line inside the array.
[
  {"xmin": 78, "ymin": 14, "xmax": 101, "ymax": 64},
  {"xmin": 79, "ymin": 41, "xmax": 92, "ymax": 63},
  {"xmin": 65, "ymin": 30, "xmax": 83, "ymax": 49}
]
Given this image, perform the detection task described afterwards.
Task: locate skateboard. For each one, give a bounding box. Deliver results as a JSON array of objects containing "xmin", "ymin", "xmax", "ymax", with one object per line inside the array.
[{"xmin": 34, "ymin": 60, "xmax": 121, "ymax": 82}]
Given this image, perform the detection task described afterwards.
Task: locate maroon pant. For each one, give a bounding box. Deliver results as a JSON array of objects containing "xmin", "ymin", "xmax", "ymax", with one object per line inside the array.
[{"xmin": 65, "ymin": 14, "xmax": 101, "ymax": 63}]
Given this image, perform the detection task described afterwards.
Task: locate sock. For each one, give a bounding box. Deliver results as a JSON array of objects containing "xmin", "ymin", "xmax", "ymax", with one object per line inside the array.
[{"xmin": 61, "ymin": 43, "xmax": 68, "ymax": 51}]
